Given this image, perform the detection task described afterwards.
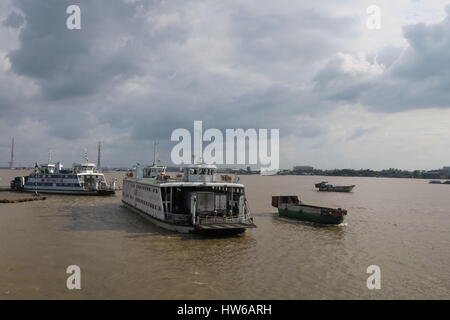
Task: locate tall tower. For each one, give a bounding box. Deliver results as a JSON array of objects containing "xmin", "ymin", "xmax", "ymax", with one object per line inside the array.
[
  {"xmin": 97, "ymin": 142, "xmax": 101, "ymax": 170},
  {"xmin": 8, "ymin": 137, "xmax": 14, "ymax": 169}
]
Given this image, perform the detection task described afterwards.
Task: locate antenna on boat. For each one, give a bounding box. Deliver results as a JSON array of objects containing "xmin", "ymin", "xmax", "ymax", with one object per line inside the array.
[
  {"xmin": 152, "ymin": 141, "xmax": 159, "ymax": 166},
  {"xmin": 84, "ymin": 148, "xmax": 89, "ymax": 163},
  {"xmin": 48, "ymin": 149, "xmax": 53, "ymax": 164}
]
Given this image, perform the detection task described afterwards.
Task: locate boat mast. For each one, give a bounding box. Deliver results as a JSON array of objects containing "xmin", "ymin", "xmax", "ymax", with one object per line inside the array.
[
  {"xmin": 97, "ymin": 141, "xmax": 101, "ymax": 170},
  {"xmin": 152, "ymin": 141, "xmax": 159, "ymax": 166},
  {"xmin": 48, "ymin": 149, "xmax": 53, "ymax": 164}
]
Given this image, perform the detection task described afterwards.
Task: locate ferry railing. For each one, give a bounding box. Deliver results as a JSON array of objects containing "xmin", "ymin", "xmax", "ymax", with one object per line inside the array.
[
  {"xmin": 198, "ymin": 215, "xmax": 243, "ymax": 225},
  {"xmin": 165, "ymin": 213, "xmax": 191, "ymax": 225}
]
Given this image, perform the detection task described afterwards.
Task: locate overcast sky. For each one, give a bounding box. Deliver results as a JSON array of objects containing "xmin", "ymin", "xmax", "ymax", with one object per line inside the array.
[{"xmin": 1, "ymin": 0, "xmax": 450, "ymax": 170}]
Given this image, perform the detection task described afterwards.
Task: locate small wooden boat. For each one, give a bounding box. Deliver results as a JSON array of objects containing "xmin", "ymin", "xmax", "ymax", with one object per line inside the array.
[
  {"xmin": 315, "ymin": 181, "xmax": 355, "ymax": 192},
  {"xmin": 272, "ymin": 195, "xmax": 347, "ymax": 225}
]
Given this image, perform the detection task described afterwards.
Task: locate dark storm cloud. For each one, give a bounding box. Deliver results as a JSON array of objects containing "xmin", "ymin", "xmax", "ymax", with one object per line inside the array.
[
  {"xmin": 7, "ymin": 0, "xmax": 146, "ymax": 100},
  {"xmin": 229, "ymin": 8, "xmax": 357, "ymax": 68},
  {"xmin": 2, "ymin": 0, "xmax": 450, "ymax": 167},
  {"xmin": 3, "ymin": 0, "xmax": 361, "ymax": 146},
  {"xmin": 2, "ymin": 11, "xmax": 25, "ymax": 29}
]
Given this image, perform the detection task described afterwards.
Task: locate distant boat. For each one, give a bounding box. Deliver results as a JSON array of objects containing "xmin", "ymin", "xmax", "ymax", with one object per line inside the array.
[
  {"xmin": 272, "ymin": 195, "xmax": 347, "ymax": 225},
  {"xmin": 10, "ymin": 162, "xmax": 116, "ymax": 195},
  {"xmin": 314, "ymin": 181, "xmax": 355, "ymax": 192},
  {"xmin": 260, "ymin": 169, "xmax": 280, "ymax": 176}
]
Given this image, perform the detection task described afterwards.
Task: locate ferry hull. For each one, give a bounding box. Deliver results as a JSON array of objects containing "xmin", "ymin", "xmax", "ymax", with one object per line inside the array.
[
  {"xmin": 122, "ymin": 201, "xmax": 253, "ymax": 235},
  {"xmin": 122, "ymin": 201, "xmax": 194, "ymax": 233},
  {"xmin": 22, "ymin": 188, "xmax": 115, "ymax": 196},
  {"xmin": 318, "ymin": 185, "xmax": 355, "ymax": 192},
  {"xmin": 278, "ymin": 207, "xmax": 344, "ymax": 225}
]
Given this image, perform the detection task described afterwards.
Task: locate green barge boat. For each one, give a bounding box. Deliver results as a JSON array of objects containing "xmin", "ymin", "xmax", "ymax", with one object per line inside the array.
[{"xmin": 272, "ymin": 196, "xmax": 347, "ymax": 225}]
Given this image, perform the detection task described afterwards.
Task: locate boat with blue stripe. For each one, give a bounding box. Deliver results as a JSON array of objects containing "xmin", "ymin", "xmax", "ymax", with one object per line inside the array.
[{"xmin": 11, "ymin": 162, "xmax": 116, "ymax": 195}]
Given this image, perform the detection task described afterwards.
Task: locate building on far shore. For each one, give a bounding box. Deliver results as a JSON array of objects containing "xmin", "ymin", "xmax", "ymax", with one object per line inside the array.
[{"xmin": 443, "ymin": 166, "xmax": 450, "ymax": 172}]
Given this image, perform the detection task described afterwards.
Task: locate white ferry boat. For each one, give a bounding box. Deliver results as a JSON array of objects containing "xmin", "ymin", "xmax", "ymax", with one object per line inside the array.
[
  {"xmin": 260, "ymin": 168, "xmax": 280, "ymax": 176},
  {"xmin": 122, "ymin": 164, "xmax": 256, "ymax": 235},
  {"xmin": 11, "ymin": 162, "xmax": 116, "ymax": 195}
]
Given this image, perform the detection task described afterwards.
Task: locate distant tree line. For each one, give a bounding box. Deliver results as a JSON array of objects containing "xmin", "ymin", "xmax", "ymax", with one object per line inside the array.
[{"xmin": 285, "ymin": 168, "xmax": 450, "ymax": 179}]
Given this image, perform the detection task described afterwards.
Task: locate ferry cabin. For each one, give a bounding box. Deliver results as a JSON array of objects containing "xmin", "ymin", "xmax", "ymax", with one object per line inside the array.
[{"xmin": 122, "ymin": 165, "xmax": 256, "ymax": 234}]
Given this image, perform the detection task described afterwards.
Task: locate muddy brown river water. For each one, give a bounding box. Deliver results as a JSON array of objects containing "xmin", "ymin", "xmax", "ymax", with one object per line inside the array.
[{"xmin": 0, "ymin": 169, "xmax": 449, "ymax": 299}]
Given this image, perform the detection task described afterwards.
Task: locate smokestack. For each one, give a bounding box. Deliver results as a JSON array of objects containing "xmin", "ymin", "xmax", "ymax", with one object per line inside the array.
[{"xmin": 8, "ymin": 137, "xmax": 14, "ymax": 169}]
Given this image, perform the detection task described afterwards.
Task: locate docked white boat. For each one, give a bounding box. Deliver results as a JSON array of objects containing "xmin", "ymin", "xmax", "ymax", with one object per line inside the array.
[
  {"xmin": 10, "ymin": 162, "xmax": 116, "ymax": 195},
  {"xmin": 122, "ymin": 164, "xmax": 256, "ymax": 235},
  {"xmin": 260, "ymin": 168, "xmax": 280, "ymax": 176}
]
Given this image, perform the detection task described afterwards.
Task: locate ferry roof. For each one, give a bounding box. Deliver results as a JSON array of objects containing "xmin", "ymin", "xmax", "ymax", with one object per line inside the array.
[
  {"xmin": 125, "ymin": 177, "xmax": 244, "ymax": 188},
  {"xmin": 160, "ymin": 182, "xmax": 244, "ymax": 188},
  {"xmin": 183, "ymin": 164, "xmax": 217, "ymax": 169}
]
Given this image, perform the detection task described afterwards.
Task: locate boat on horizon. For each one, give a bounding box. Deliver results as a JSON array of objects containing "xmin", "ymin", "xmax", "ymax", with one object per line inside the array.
[
  {"xmin": 272, "ymin": 195, "xmax": 347, "ymax": 225},
  {"xmin": 260, "ymin": 168, "xmax": 280, "ymax": 176},
  {"xmin": 314, "ymin": 181, "xmax": 355, "ymax": 192},
  {"xmin": 122, "ymin": 163, "xmax": 256, "ymax": 235}
]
